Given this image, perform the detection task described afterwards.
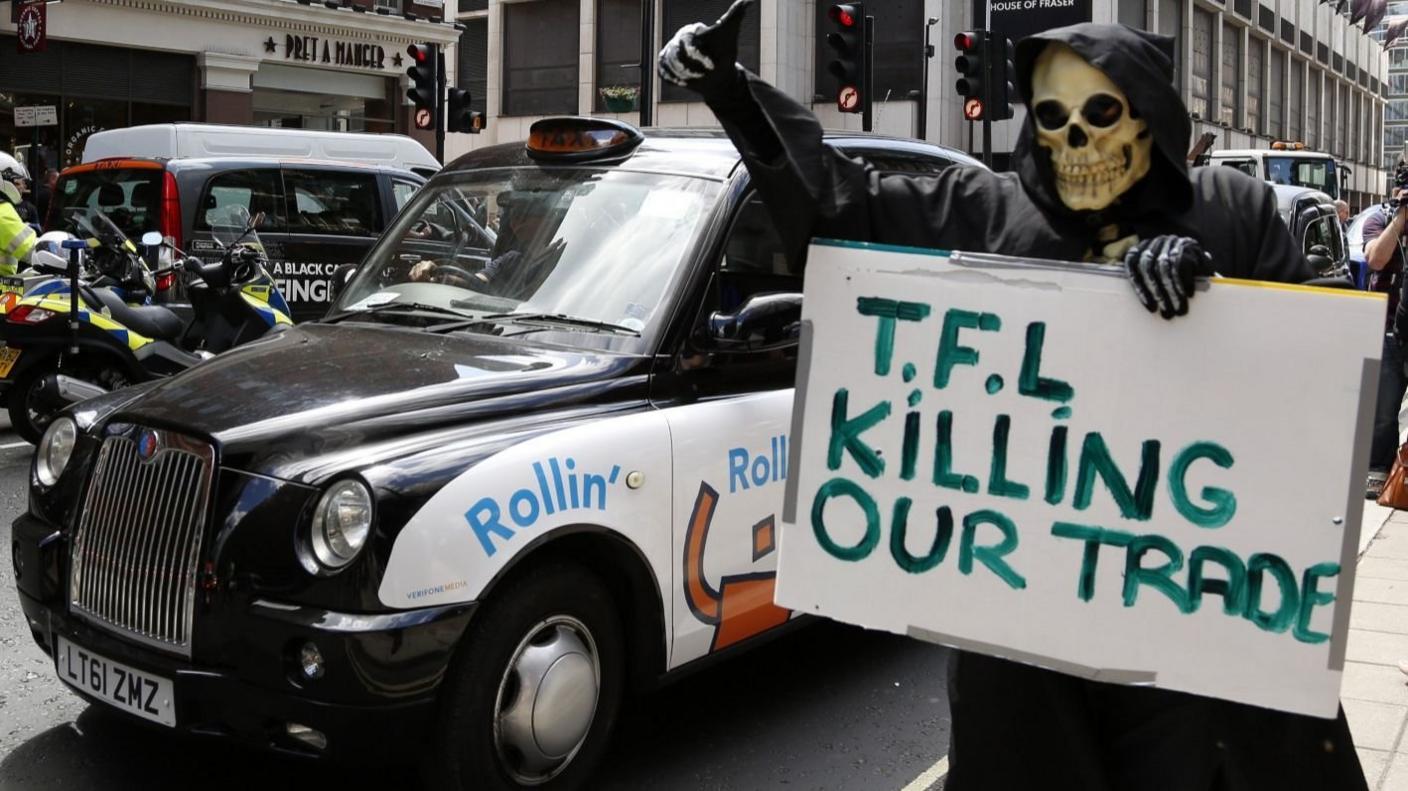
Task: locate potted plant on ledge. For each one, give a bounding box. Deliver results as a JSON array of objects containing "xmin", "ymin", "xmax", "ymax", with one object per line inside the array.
[{"xmin": 600, "ymin": 85, "xmax": 640, "ymax": 113}]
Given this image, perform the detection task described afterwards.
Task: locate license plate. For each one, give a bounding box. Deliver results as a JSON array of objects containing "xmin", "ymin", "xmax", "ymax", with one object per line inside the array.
[
  {"xmin": 0, "ymin": 346, "xmax": 20, "ymax": 378},
  {"xmin": 55, "ymin": 636, "xmax": 176, "ymax": 727}
]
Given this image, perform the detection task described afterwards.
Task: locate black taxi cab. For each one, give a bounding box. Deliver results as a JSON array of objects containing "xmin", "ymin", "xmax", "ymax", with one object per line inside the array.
[{"xmin": 12, "ymin": 118, "xmax": 980, "ymax": 789}]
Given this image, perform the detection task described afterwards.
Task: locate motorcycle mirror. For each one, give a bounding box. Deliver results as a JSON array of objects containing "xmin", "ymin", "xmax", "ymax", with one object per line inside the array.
[{"xmin": 141, "ymin": 231, "xmax": 163, "ymax": 247}]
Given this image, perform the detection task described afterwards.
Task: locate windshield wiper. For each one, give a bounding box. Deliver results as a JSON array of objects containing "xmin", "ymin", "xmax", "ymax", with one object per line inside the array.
[
  {"xmin": 325, "ymin": 301, "xmax": 474, "ymax": 324},
  {"xmin": 473, "ymin": 312, "xmax": 641, "ymax": 337}
]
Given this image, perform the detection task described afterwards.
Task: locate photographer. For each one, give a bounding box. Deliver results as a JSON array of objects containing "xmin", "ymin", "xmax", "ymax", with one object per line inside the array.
[{"xmin": 1364, "ymin": 175, "xmax": 1408, "ymax": 496}]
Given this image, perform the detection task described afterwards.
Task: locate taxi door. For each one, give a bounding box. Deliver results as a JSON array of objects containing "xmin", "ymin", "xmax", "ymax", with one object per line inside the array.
[
  {"xmin": 663, "ymin": 192, "xmax": 803, "ymax": 668},
  {"xmin": 275, "ymin": 166, "xmax": 386, "ymax": 322}
]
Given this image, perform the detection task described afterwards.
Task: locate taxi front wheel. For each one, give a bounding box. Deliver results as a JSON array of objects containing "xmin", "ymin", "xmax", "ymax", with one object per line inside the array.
[{"xmin": 429, "ymin": 561, "xmax": 625, "ymax": 791}]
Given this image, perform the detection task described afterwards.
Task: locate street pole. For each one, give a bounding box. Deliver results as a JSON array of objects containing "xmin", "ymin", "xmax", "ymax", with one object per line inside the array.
[
  {"xmin": 863, "ymin": 14, "xmax": 875, "ymax": 132},
  {"xmin": 918, "ymin": 16, "xmax": 938, "ymax": 141},
  {"xmin": 639, "ymin": 0, "xmax": 655, "ymax": 127},
  {"xmin": 434, "ymin": 46, "xmax": 446, "ymax": 164},
  {"xmin": 982, "ymin": 1, "xmax": 993, "ymax": 167}
]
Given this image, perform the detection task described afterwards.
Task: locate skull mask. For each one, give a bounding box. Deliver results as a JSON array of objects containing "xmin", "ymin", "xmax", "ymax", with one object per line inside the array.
[{"xmin": 1030, "ymin": 43, "xmax": 1152, "ymax": 211}]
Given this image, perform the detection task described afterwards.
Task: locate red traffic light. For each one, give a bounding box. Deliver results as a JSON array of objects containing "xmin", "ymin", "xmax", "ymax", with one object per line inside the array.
[
  {"xmin": 954, "ymin": 32, "xmax": 978, "ymax": 50},
  {"xmin": 407, "ymin": 43, "xmax": 431, "ymax": 63},
  {"xmin": 828, "ymin": 3, "xmax": 859, "ymax": 28},
  {"xmin": 963, "ymin": 97, "xmax": 984, "ymax": 121}
]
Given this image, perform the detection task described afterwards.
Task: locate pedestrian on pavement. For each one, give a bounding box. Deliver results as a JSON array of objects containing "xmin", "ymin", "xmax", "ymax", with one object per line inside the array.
[
  {"xmin": 35, "ymin": 168, "xmax": 58, "ymax": 227},
  {"xmin": 659, "ymin": 6, "xmax": 1365, "ymax": 790},
  {"xmin": 1336, "ymin": 200, "xmax": 1351, "ymax": 230},
  {"xmin": 1364, "ymin": 192, "xmax": 1408, "ymax": 498},
  {"xmin": 0, "ymin": 154, "xmax": 37, "ymax": 277}
]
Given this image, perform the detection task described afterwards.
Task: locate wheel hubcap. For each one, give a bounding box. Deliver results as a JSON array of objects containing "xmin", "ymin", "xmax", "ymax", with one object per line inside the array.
[{"xmin": 493, "ymin": 615, "xmax": 600, "ymax": 785}]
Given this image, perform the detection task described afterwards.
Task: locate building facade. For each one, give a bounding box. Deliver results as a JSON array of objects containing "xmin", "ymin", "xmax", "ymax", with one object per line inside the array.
[
  {"xmin": 1, "ymin": 0, "xmax": 458, "ymax": 175},
  {"xmin": 451, "ymin": 0, "xmax": 1388, "ymax": 205}
]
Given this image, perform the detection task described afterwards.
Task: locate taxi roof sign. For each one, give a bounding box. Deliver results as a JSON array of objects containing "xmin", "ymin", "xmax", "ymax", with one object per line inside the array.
[{"xmin": 526, "ymin": 117, "xmax": 644, "ymax": 162}]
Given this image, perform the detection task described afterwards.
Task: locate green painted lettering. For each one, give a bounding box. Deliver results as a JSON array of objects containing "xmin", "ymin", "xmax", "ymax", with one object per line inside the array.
[
  {"xmin": 810, "ymin": 478, "xmax": 881, "ymax": 561},
  {"xmin": 890, "ymin": 500, "xmax": 955, "ymax": 573},
  {"xmin": 959, "ymin": 510, "xmax": 1026, "ymax": 590},
  {"xmin": 1186, "ymin": 545, "xmax": 1247, "ymax": 615},
  {"xmin": 1293, "ymin": 562, "xmax": 1340, "ymax": 644},
  {"xmin": 988, "ymin": 414, "xmax": 1030, "ymax": 500},
  {"xmin": 1073, "ymin": 432, "xmax": 1161, "ymax": 521},
  {"xmin": 934, "ymin": 309, "xmax": 1000, "ymax": 388},
  {"xmin": 828, "ymin": 389, "xmax": 890, "ymax": 479},
  {"xmin": 1123, "ymin": 535, "xmax": 1192, "ymax": 612},
  {"xmin": 1168, "ymin": 442, "xmax": 1238, "ymax": 529},
  {"xmin": 1018, "ymin": 322, "xmax": 1074, "ymax": 403},
  {"xmin": 1045, "ymin": 425, "xmax": 1068, "ymax": 506},
  {"xmin": 1051, "ymin": 521, "xmax": 1135, "ymax": 601},
  {"xmin": 1244, "ymin": 553, "xmax": 1300, "ymax": 634},
  {"xmin": 857, "ymin": 297, "xmax": 932, "ymax": 376}
]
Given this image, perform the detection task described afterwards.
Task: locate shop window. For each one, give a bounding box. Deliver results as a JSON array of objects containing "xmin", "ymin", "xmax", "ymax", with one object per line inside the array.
[
  {"xmin": 596, "ymin": 0, "xmax": 642, "ymax": 113},
  {"xmin": 501, "ymin": 0, "xmax": 580, "ymax": 117},
  {"xmin": 664, "ymin": 0, "xmax": 759, "ymax": 102},
  {"xmin": 62, "ymin": 97, "xmax": 126, "ymax": 167},
  {"xmin": 132, "ymin": 103, "xmax": 189, "ymax": 127},
  {"xmin": 457, "ymin": 19, "xmax": 488, "ymax": 114},
  {"xmin": 283, "ymin": 169, "xmax": 381, "ymax": 237},
  {"xmin": 812, "ymin": 0, "xmax": 921, "ymax": 103},
  {"xmin": 196, "ymin": 170, "xmax": 285, "ymax": 233}
]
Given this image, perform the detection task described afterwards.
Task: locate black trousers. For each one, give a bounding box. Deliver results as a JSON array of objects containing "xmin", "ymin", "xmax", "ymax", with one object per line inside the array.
[
  {"xmin": 945, "ymin": 652, "xmax": 1367, "ymax": 791},
  {"xmin": 1372, "ymin": 334, "xmax": 1406, "ymax": 470}
]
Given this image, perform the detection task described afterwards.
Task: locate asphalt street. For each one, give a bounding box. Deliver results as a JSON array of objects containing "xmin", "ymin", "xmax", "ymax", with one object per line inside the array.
[{"xmin": 0, "ymin": 429, "xmax": 952, "ymax": 791}]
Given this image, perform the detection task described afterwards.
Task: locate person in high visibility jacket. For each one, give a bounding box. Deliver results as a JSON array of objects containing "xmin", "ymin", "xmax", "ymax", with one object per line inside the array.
[{"xmin": 0, "ymin": 153, "xmax": 37, "ymax": 277}]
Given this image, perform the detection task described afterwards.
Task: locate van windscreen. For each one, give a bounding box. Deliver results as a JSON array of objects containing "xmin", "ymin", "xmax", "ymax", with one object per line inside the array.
[{"xmin": 50, "ymin": 167, "xmax": 164, "ymax": 240}]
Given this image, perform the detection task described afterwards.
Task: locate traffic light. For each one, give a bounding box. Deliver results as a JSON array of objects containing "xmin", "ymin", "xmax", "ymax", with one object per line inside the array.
[
  {"xmin": 954, "ymin": 30, "xmax": 989, "ymax": 121},
  {"xmin": 406, "ymin": 43, "xmax": 438, "ymax": 123},
  {"xmin": 446, "ymin": 87, "xmax": 484, "ymax": 134},
  {"xmin": 990, "ymin": 36, "xmax": 1015, "ymax": 122},
  {"xmin": 825, "ymin": 3, "xmax": 866, "ymax": 114}
]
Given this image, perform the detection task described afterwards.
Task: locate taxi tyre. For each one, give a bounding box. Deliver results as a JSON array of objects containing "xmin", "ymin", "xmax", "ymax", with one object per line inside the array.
[
  {"xmin": 429, "ymin": 560, "xmax": 625, "ymax": 791},
  {"xmin": 8, "ymin": 365, "xmax": 55, "ymax": 444}
]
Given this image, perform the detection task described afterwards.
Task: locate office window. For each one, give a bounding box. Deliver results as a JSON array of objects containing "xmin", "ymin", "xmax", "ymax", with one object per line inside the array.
[
  {"xmin": 1391, "ymin": 73, "xmax": 1408, "ymax": 94},
  {"xmin": 502, "ymin": 0, "xmax": 580, "ymax": 116},
  {"xmin": 1159, "ymin": 0, "xmax": 1183, "ymax": 90},
  {"xmin": 1327, "ymin": 83, "xmax": 1339, "ymax": 156},
  {"xmin": 1220, "ymin": 24, "xmax": 1242, "ymax": 126},
  {"xmin": 1386, "ymin": 124, "xmax": 1408, "ymax": 167},
  {"xmin": 596, "ymin": 0, "xmax": 641, "ymax": 112},
  {"xmin": 665, "ymin": 0, "xmax": 759, "ymax": 102},
  {"xmin": 814, "ymin": 0, "xmax": 923, "ymax": 102},
  {"xmin": 1352, "ymin": 92, "xmax": 1361, "ymax": 161},
  {"xmin": 1288, "ymin": 60, "xmax": 1303, "ymax": 140},
  {"xmin": 1119, "ymin": 0, "xmax": 1148, "ymax": 29},
  {"xmin": 1247, "ymin": 38, "xmax": 1264, "ymax": 132},
  {"xmin": 1191, "ymin": 8, "xmax": 1214, "ymax": 118},
  {"xmin": 1307, "ymin": 71, "xmax": 1321, "ymax": 149},
  {"xmin": 457, "ymin": 18, "xmax": 488, "ymax": 114},
  {"xmin": 1268, "ymin": 47, "xmax": 1284, "ymax": 138}
]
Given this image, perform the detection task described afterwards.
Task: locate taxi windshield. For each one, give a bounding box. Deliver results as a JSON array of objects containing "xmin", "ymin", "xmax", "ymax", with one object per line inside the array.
[{"xmin": 332, "ymin": 167, "xmax": 720, "ymax": 341}]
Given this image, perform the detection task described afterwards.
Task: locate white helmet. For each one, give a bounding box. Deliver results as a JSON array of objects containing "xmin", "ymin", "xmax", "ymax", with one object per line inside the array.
[
  {"xmin": 35, "ymin": 230, "xmax": 72, "ymax": 255},
  {"xmin": 0, "ymin": 152, "xmax": 29, "ymax": 206}
]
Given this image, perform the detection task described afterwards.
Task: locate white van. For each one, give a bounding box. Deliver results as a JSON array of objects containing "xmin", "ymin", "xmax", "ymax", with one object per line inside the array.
[
  {"xmin": 80, "ymin": 124, "xmax": 440, "ymax": 178},
  {"xmin": 1206, "ymin": 144, "xmax": 1341, "ymax": 200}
]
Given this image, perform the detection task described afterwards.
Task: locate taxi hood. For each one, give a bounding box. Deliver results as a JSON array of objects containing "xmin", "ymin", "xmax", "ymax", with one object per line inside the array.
[{"xmin": 104, "ymin": 323, "xmax": 647, "ymax": 476}]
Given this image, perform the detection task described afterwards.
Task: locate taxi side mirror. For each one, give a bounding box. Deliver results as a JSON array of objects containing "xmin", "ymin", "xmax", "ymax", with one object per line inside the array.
[{"xmin": 705, "ymin": 292, "xmax": 803, "ymax": 352}]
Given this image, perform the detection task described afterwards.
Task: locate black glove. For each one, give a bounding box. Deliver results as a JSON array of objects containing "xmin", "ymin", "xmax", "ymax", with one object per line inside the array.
[
  {"xmin": 1123, "ymin": 235, "xmax": 1213, "ymax": 320},
  {"xmin": 657, "ymin": 0, "xmax": 752, "ymax": 103}
]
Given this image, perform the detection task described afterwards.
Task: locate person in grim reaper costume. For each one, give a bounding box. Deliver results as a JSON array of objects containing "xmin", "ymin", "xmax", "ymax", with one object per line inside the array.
[{"xmin": 660, "ymin": 5, "xmax": 1366, "ymax": 790}]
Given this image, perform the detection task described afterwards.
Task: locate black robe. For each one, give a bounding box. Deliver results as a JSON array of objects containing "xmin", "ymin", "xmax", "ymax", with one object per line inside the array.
[{"xmin": 705, "ymin": 21, "xmax": 1364, "ymax": 791}]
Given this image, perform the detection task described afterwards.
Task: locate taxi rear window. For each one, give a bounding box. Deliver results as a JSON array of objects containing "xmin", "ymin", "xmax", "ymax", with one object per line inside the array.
[{"xmin": 50, "ymin": 168, "xmax": 162, "ymax": 239}]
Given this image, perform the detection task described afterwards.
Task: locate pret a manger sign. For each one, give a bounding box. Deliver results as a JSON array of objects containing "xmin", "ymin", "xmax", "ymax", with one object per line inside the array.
[{"xmin": 777, "ymin": 240, "xmax": 1385, "ymax": 717}]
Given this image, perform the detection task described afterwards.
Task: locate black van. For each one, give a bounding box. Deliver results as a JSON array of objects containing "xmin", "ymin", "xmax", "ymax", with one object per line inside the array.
[{"xmin": 47, "ymin": 158, "xmax": 427, "ymax": 322}]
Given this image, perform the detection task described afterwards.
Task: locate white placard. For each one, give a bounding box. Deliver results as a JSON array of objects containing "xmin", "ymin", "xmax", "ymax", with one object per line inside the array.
[
  {"xmin": 14, "ymin": 105, "xmax": 57, "ymax": 128},
  {"xmin": 777, "ymin": 239, "xmax": 1385, "ymax": 718}
]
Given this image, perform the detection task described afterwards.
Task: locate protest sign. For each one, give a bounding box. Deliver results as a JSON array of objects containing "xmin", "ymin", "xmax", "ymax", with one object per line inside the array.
[{"xmin": 777, "ymin": 239, "xmax": 1385, "ymax": 718}]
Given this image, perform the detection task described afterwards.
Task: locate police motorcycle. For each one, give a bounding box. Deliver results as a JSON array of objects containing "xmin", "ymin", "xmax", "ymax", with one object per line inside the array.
[{"xmin": 1, "ymin": 208, "xmax": 292, "ymax": 442}]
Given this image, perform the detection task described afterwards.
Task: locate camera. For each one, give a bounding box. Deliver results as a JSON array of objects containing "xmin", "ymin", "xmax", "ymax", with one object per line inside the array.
[{"xmin": 1390, "ymin": 163, "xmax": 1408, "ymax": 209}]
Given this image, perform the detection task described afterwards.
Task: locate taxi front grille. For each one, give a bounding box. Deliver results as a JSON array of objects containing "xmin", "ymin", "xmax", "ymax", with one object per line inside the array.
[{"xmin": 68, "ymin": 430, "xmax": 215, "ymax": 657}]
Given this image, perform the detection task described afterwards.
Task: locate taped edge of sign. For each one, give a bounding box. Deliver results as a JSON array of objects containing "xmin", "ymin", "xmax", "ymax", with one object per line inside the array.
[
  {"xmin": 782, "ymin": 318, "xmax": 814, "ymax": 527},
  {"xmin": 1329, "ymin": 357, "xmax": 1379, "ymax": 672},
  {"xmin": 906, "ymin": 625, "xmax": 1158, "ymax": 685}
]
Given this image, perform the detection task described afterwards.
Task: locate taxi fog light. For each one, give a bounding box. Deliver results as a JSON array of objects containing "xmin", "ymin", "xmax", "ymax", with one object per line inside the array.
[
  {"xmin": 302, "ymin": 479, "xmax": 373, "ymax": 573},
  {"xmin": 285, "ymin": 723, "xmax": 328, "ymax": 751},
  {"xmin": 299, "ymin": 642, "xmax": 325, "ymax": 680},
  {"xmin": 36, "ymin": 417, "xmax": 76, "ymax": 487}
]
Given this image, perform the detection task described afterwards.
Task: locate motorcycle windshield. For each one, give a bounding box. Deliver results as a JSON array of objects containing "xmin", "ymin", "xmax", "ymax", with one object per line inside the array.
[{"xmin": 209, "ymin": 211, "xmax": 263, "ymax": 254}]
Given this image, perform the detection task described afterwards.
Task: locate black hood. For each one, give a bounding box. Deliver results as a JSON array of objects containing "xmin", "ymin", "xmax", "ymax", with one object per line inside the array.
[{"xmin": 1012, "ymin": 23, "xmax": 1193, "ymax": 227}]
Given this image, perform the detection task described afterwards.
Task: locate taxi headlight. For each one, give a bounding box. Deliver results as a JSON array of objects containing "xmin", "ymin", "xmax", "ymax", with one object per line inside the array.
[
  {"xmin": 36, "ymin": 417, "xmax": 76, "ymax": 487},
  {"xmin": 305, "ymin": 479, "xmax": 373, "ymax": 572}
]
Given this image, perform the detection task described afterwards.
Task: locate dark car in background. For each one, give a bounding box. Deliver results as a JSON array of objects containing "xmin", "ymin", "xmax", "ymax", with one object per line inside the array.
[
  {"xmin": 1273, "ymin": 184, "xmax": 1350, "ymax": 280},
  {"xmin": 47, "ymin": 157, "xmax": 427, "ymax": 322}
]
